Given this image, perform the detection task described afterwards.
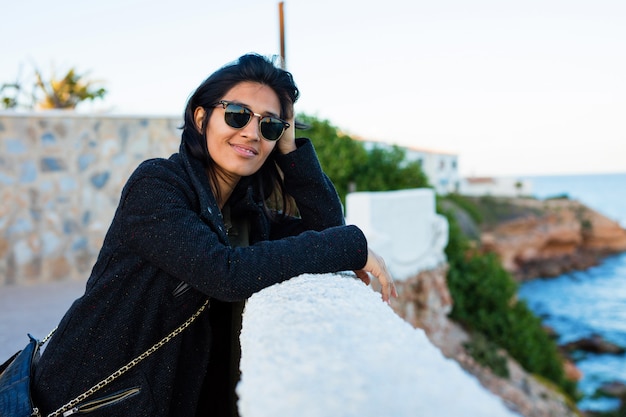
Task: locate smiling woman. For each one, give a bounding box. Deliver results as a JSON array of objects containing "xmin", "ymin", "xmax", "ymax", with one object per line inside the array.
[{"xmin": 29, "ymin": 53, "xmax": 397, "ymax": 417}]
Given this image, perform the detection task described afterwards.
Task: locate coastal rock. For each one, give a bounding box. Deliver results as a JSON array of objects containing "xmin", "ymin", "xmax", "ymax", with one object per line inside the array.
[
  {"xmin": 479, "ymin": 198, "xmax": 626, "ymax": 281},
  {"xmin": 563, "ymin": 359, "xmax": 583, "ymax": 382},
  {"xmin": 388, "ymin": 264, "xmax": 453, "ymax": 345},
  {"xmin": 562, "ymin": 334, "xmax": 626, "ymax": 355},
  {"xmin": 597, "ymin": 381, "xmax": 626, "ymax": 398}
]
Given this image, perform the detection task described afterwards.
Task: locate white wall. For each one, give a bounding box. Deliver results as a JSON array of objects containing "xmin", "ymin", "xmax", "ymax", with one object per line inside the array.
[{"xmin": 345, "ymin": 188, "xmax": 448, "ymax": 281}]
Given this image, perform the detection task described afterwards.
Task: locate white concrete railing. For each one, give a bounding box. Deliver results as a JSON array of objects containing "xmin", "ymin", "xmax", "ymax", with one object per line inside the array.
[
  {"xmin": 237, "ymin": 189, "xmax": 519, "ymax": 417},
  {"xmin": 237, "ymin": 274, "xmax": 518, "ymax": 417}
]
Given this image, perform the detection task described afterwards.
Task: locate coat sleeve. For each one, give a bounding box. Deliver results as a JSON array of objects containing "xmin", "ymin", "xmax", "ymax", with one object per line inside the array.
[
  {"xmin": 270, "ymin": 138, "xmax": 346, "ymax": 239},
  {"xmin": 117, "ymin": 161, "xmax": 368, "ymax": 302}
]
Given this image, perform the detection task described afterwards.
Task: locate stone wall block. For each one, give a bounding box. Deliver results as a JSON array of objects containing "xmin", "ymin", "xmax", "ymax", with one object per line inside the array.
[
  {"xmin": 40, "ymin": 157, "xmax": 67, "ymax": 172},
  {"xmin": 44, "ymin": 256, "xmax": 71, "ymax": 281},
  {"xmin": 1, "ymin": 113, "xmax": 181, "ymax": 285},
  {"xmin": 6, "ymin": 138, "xmax": 27, "ymax": 154},
  {"xmin": 19, "ymin": 161, "xmax": 37, "ymax": 182}
]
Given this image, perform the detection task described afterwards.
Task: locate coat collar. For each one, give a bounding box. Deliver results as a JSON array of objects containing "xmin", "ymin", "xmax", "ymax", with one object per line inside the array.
[
  {"xmin": 177, "ymin": 142, "xmax": 268, "ymax": 244},
  {"xmin": 177, "ymin": 142, "xmax": 230, "ymax": 243}
]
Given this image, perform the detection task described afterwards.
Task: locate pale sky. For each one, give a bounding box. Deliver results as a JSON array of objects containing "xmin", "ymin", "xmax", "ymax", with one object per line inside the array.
[{"xmin": 2, "ymin": 0, "xmax": 625, "ymax": 177}]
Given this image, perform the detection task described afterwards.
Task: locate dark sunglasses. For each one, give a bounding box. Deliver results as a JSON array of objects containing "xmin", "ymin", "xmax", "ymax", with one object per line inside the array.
[{"xmin": 214, "ymin": 100, "xmax": 290, "ymax": 141}]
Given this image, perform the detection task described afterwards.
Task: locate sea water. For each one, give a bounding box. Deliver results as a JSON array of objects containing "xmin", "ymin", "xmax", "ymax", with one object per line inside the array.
[{"xmin": 517, "ymin": 172, "xmax": 626, "ymax": 412}]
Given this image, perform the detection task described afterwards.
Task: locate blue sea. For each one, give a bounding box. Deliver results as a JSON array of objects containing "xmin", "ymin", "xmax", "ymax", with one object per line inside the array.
[{"xmin": 517, "ymin": 172, "xmax": 626, "ymax": 412}]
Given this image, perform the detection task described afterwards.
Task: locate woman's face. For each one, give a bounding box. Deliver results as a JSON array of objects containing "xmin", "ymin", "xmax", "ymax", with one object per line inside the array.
[{"xmin": 195, "ymin": 82, "xmax": 280, "ymax": 187}]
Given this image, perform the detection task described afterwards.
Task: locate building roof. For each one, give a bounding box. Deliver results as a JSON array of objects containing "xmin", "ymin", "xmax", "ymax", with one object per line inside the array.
[
  {"xmin": 345, "ymin": 133, "xmax": 458, "ymax": 157},
  {"xmin": 465, "ymin": 177, "xmax": 497, "ymax": 184}
]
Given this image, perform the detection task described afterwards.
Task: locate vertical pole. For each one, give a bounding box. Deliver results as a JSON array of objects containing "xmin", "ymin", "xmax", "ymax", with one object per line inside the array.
[{"xmin": 278, "ymin": 2, "xmax": 286, "ymax": 69}]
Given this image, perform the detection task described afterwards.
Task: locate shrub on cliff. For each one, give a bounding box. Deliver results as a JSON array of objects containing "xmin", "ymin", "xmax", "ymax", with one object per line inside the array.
[
  {"xmin": 439, "ymin": 201, "xmax": 578, "ymax": 399},
  {"xmin": 296, "ymin": 114, "xmax": 430, "ymax": 202}
]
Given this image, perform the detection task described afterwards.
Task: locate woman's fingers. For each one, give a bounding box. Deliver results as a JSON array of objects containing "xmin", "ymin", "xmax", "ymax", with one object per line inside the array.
[
  {"xmin": 354, "ymin": 269, "xmax": 371, "ymax": 286},
  {"xmin": 379, "ymin": 267, "xmax": 397, "ymax": 304},
  {"xmin": 357, "ymin": 248, "xmax": 397, "ymax": 304}
]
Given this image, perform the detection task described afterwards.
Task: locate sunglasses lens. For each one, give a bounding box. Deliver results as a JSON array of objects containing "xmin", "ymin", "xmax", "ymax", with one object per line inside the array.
[
  {"xmin": 224, "ymin": 104, "xmax": 252, "ymax": 129},
  {"xmin": 260, "ymin": 118, "xmax": 286, "ymax": 141},
  {"xmin": 221, "ymin": 102, "xmax": 285, "ymax": 141}
]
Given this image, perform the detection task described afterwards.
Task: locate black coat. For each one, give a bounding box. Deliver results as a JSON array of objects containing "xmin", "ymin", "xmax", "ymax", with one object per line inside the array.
[{"xmin": 33, "ymin": 138, "xmax": 368, "ymax": 416}]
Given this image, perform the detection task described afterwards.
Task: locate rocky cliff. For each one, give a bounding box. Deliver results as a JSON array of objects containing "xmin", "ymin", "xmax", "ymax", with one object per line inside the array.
[
  {"xmin": 476, "ymin": 197, "xmax": 626, "ymax": 281},
  {"xmin": 386, "ymin": 267, "xmax": 580, "ymax": 417},
  {"xmin": 394, "ymin": 196, "xmax": 626, "ymax": 417}
]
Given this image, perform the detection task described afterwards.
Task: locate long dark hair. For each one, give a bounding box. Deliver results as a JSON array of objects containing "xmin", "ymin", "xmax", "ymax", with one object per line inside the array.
[{"xmin": 181, "ymin": 54, "xmax": 300, "ymax": 216}]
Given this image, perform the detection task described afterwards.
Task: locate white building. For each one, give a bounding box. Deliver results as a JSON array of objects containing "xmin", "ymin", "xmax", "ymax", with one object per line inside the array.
[
  {"xmin": 459, "ymin": 176, "xmax": 533, "ymax": 197},
  {"xmin": 404, "ymin": 146, "xmax": 460, "ymax": 195}
]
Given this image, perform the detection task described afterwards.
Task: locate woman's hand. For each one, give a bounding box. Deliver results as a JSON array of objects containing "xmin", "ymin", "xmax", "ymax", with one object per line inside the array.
[
  {"xmin": 354, "ymin": 248, "xmax": 398, "ymax": 304},
  {"xmin": 277, "ymin": 110, "xmax": 296, "ymax": 155}
]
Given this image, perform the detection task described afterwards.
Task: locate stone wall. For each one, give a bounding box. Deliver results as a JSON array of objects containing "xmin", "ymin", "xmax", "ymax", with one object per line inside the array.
[{"xmin": 0, "ymin": 112, "xmax": 181, "ymax": 285}]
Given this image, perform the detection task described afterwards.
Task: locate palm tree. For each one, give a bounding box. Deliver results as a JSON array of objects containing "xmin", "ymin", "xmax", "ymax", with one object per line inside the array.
[{"xmin": 34, "ymin": 67, "xmax": 107, "ymax": 109}]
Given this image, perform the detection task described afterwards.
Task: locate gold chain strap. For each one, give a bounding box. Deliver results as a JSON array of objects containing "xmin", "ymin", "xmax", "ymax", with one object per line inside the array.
[
  {"xmin": 40, "ymin": 327, "xmax": 57, "ymax": 345},
  {"xmin": 46, "ymin": 299, "xmax": 209, "ymax": 417}
]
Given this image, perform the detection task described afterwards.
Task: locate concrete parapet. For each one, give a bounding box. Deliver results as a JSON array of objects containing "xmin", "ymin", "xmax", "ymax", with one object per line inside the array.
[{"xmin": 237, "ymin": 273, "xmax": 518, "ymax": 417}]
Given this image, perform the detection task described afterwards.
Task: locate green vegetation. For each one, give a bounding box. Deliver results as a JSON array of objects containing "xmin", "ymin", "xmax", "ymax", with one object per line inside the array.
[
  {"xmin": 302, "ymin": 115, "xmax": 577, "ymax": 400},
  {"xmin": 574, "ymin": 205, "xmax": 594, "ymax": 234},
  {"xmin": 296, "ymin": 114, "xmax": 430, "ymax": 201},
  {"xmin": 461, "ymin": 195, "xmax": 544, "ymax": 227},
  {"xmin": 438, "ymin": 195, "xmax": 578, "ymax": 399},
  {"xmin": 443, "ymin": 193, "xmax": 484, "ymax": 224},
  {"xmin": 463, "ymin": 331, "xmax": 509, "ymax": 378},
  {"xmin": 546, "ymin": 193, "xmax": 570, "ymax": 200}
]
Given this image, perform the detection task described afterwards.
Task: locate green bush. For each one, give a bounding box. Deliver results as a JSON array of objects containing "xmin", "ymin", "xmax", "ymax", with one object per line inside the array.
[
  {"xmin": 461, "ymin": 195, "xmax": 544, "ymax": 227},
  {"xmin": 356, "ymin": 145, "xmax": 431, "ymax": 193},
  {"xmin": 545, "ymin": 193, "xmax": 570, "ymax": 200},
  {"xmin": 444, "ymin": 193, "xmax": 484, "ymax": 224},
  {"xmin": 296, "ymin": 114, "xmax": 369, "ymax": 203},
  {"xmin": 298, "ymin": 113, "xmax": 430, "ymax": 204},
  {"xmin": 439, "ymin": 203, "xmax": 578, "ymax": 399},
  {"xmin": 463, "ymin": 331, "xmax": 509, "ymax": 378}
]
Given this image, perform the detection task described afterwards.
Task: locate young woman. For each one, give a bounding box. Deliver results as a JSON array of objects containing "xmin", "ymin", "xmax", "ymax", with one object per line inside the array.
[{"xmin": 32, "ymin": 53, "xmax": 396, "ymax": 417}]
